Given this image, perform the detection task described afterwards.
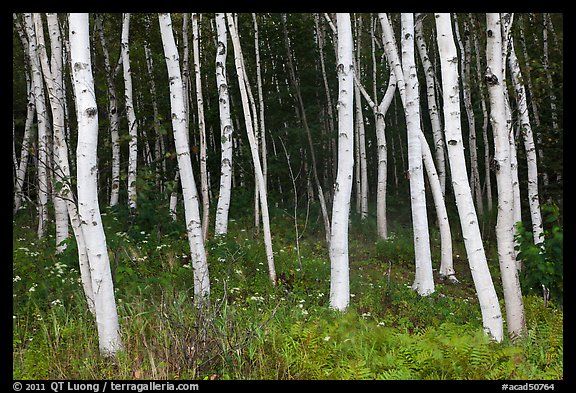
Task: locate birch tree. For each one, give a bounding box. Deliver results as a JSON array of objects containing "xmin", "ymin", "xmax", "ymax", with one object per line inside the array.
[
  {"xmin": 23, "ymin": 13, "xmax": 49, "ymax": 240},
  {"xmin": 214, "ymin": 13, "xmax": 234, "ymax": 236},
  {"xmin": 485, "ymin": 13, "xmax": 525, "ymax": 340},
  {"xmin": 354, "ymin": 69, "xmax": 396, "ymax": 240},
  {"xmin": 33, "ymin": 13, "xmax": 70, "ymax": 253},
  {"xmin": 13, "ymin": 13, "xmax": 35, "ymax": 215},
  {"xmin": 191, "ymin": 13, "xmax": 210, "ymax": 241},
  {"xmin": 329, "ymin": 13, "xmax": 354, "ymax": 311},
  {"xmin": 121, "ymin": 13, "xmax": 138, "ymax": 211},
  {"xmin": 400, "ymin": 13, "xmax": 434, "ymax": 296},
  {"xmin": 414, "ymin": 13, "xmax": 446, "ymax": 196},
  {"xmin": 470, "ymin": 14, "xmax": 493, "ymax": 212},
  {"xmin": 454, "ymin": 14, "xmax": 483, "ymax": 215},
  {"xmin": 159, "ymin": 13, "xmax": 211, "ymax": 302},
  {"xmin": 69, "ymin": 12, "xmax": 123, "ymax": 356},
  {"xmin": 94, "ymin": 14, "xmax": 122, "ymax": 207},
  {"xmin": 227, "ymin": 13, "xmax": 276, "ymax": 284},
  {"xmin": 508, "ymin": 36, "xmax": 544, "ymax": 247},
  {"xmin": 435, "ymin": 13, "xmax": 503, "ymax": 342}
]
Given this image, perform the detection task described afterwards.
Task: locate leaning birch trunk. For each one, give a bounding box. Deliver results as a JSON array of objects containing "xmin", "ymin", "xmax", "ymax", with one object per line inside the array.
[
  {"xmin": 329, "ymin": 13, "xmax": 354, "ymax": 311},
  {"xmin": 226, "ymin": 13, "xmax": 276, "ymax": 284},
  {"xmin": 414, "ymin": 13, "xmax": 446, "ymax": 196},
  {"xmin": 353, "ymin": 83, "xmax": 369, "ymax": 220},
  {"xmin": 485, "ymin": 13, "xmax": 525, "ymax": 340},
  {"xmin": 159, "ymin": 13, "xmax": 211, "ymax": 302},
  {"xmin": 354, "ymin": 70, "xmax": 396, "ymax": 240},
  {"xmin": 214, "ymin": 13, "xmax": 234, "ymax": 236},
  {"xmin": 94, "ymin": 14, "xmax": 121, "ymax": 207},
  {"xmin": 508, "ymin": 39, "xmax": 544, "ymax": 247},
  {"xmin": 400, "ymin": 13, "xmax": 434, "ymax": 296},
  {"xmin": 435, "ymin": 13, "xmax": 504, "ymax": 342},
  {"xmin": 121, "ymin": 13, "xmax": 138, "ymax": 211},
  {"xmin": 23, "ymin": 13, "xmax": 49, "ymax": 240},
  {"xmin": 69, "ymin": 13, "xmax": 122, "ymax": 356},
  {"xmin": 379, "ymin": 13, "xmax": 444, "ymax": 293},
  {"xmin": 13, "ymin": 14, "xmax": 35, "ymax": 214},
  {"xmin": 454, "ymin": 15, "xmax": 483, "ymax": 215},
  {"xmin": 191, "ymin": 13, "xmax": 210, "ymax": 241},
  {"xmin": 33, "ymin": 13, "xmax": 70, "ymax": 253},
  {"xmin": 253, "ymin": 13, "xmax": 268, "ymax": 195},
  {"xmin": 471, "ymin": 17, "xmax": 494, "ymax": 212},
  {"xmin": 34, "ymin": 13, "xmax": 95, "ymax": 314}
]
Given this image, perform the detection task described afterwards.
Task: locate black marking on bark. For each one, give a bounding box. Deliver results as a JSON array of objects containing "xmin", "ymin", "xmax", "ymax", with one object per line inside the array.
[
  {"xmin": 484, "ymin": 67, "xmax": 499, "ymax": 86},
  {"xmin": 447, "ymin": 139, "xmax": 457, "ymax": 146},
  {"xmin": 86, "ymin": 107, "xmax": 97, "ymax": 117}
]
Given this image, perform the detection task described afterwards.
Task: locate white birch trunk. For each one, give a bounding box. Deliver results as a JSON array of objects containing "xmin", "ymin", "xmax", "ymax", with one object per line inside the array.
[
  {"xmin": 400, "ymin": 13, "xmax": 434, "ymax": 296},
  {"xmin": 191, "ymin": 13, "xmax": 210, "ymax": 241},
  {"xmin": 159, "ymin": 13, "xmax": 211, "ymax": 301},
  {"xmin": 253, "ymin": 13, "xmax": 268, "ymax": 194},
  {"xmin": 69, "ymin": 13, "xmax": 122, "ymax": 355},
  {"xmin": 485, "ymin": 13, "xmax": 525, "ymax": 340},
  {"xmin": 214, "ymin": 13, "xmax": 234, "ymax": 236},
  {"xmin": 329, "ymin": 13, "xmax": 354, "ymax": 311},
  {"xmin": 435, "ymin": 13, "xmax": 503, "ymax": 342},
  {"xmin": 354, "ymin": 70, "xmax": 396, "ymax": 240},
  {"xmin": 508, "ymin": 39, "xmax": 544, "ymax": 246},
  {"xmin": 33, "ymin": 13, "xmax": 70, "ymax": 253},
  {"xmin": 94, "ymin": 14, "xmax": 121, "ymax": 207},
  {"xmin": 415, "ymin": 13, "xmax": 446, "ymax": 196},
  {"xmin": 23, "ymin": 13, "xmax": 49, "ymax": 240},
  {"xmin": 13, "ymin": 67, "xmax": 34, "ymax": 214},
  {"xmin": 353, "ymin": 83, "xmax": 369, "ymax": 220},
  {"xmin": 121, "ymin": 13, "xmax": 138, "ymax": 211},
  {"xmin": 471, "ymin": 18, "xmax": 494, "ymax": 212},
  {"xmin": 454, "ymin": 15, "xmax": 483, "ymax": 215},
  {"xmin": 227, "ymin": 13, "xmax": 276, "ymax": 284}
]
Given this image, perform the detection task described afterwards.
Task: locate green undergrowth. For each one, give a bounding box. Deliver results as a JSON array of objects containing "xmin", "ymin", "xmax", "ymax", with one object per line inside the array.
[{"xmin": 13, "ymin": 204, "xmax": 563, "ymax": 380}]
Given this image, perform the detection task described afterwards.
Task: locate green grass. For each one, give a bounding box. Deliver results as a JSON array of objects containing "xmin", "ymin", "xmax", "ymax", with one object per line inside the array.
[{"xmin": 12, "ymin": 204, "xmax": 563, "ymax": 380}]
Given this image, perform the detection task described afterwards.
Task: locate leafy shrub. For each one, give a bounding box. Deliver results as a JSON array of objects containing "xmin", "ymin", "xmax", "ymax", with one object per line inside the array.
[{"xmin": 515, "ymin": 202, "xmax": 563, "ymax": 303}]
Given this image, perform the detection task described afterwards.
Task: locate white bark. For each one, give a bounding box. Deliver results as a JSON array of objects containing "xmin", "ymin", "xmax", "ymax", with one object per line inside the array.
[
  {"xmin": 414, "ymin": 13, "xmax": 446, "ymax": 196},
  {"xmin": 159, "ymin": 13, "xmax": 211, "ymax": 301},
  {"xmin": 121, "ymin": 13, "xmax": 138, "ymax": 211},
  {"xmin": 454, "ymin": 15, "xmax": 483, "ymax": 216},
  {"xmin": 69, "ymin": 13, "xmax": 122, "ymax": 356},
  {"xmin": 23, "ymin": 13, "xmax": 49, "ymax": 240},
  {"xmin": 253, "ymin": 13, "xmax": 268, "ymax": 194},
  {"xmin": 33, "ymin": 13, "xmax": 70, "ymax": 253},
  {"xmin": 329, "ymin": 13, "xmax": 354, "ymax": 311},
  {"xmin": 485, "ymin": 13, "xmax": 525, "ymax": 339},
  {"xmin": 508, "ymin": 38, "xmax": 544, "ymax": 246},
  {"xmin": 227, "ymin": 13, "xmax": 276, "ymax": 284},
  {"xmin": 435, "ymin": 13, "xmax": 503, "ymax": 342},
  {"xmin": 542, "ymin": 15, "xmax": 559, "ymax": 133},
  {"xmin": 518, "ymin": 18, "xmax": 546, "ymax": 187},
  {"xmin": 470, "ymin": 17, "xmax": 494, "ymax": 212},
  {"xmin": 354, "ymin": 70, "xmax": 396, "ymax": 240},
  {"xmin": 94, "ymin": 14, "xmax": 121, "ymax": 207},
  {"xmin": 214, "ymin": 13, "xmax": 234, "ymax": 236},
  {"xmin": 13, "ymin": 15, "xmax": 35, "ymax": 214},
  {"xmin": 400, "ymin": 13, "xmax": 434, "ymax": 296},
  {"xmin": 191, "ymin": 13, "xmax": 210, "ymax": 241}
]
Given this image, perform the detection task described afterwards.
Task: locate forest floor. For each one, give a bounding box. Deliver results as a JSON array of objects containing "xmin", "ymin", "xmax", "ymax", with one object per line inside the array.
[{"xmin": 12, "ymin": 202, "xmax": 563, "ymax": 380}]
